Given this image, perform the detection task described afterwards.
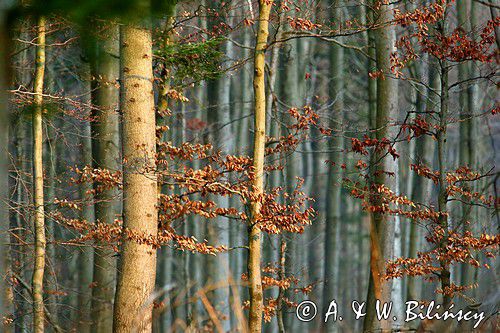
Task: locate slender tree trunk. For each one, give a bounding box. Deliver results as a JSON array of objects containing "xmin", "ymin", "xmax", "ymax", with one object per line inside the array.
[
  {"xmin": 76, "ymin": 66, "xmax": 95, "ymax": 333},
  {"xmin": 459, "ymin": 0, "xmax": 476, "ymax": 292},
  {"xmin": 43, "ymin": 43, "xmax": 59, "ymax": 325},
  {"xmin": 32, "ymin": 15, "xmax": 47, "ymax": 333},
  {"xmin": 437, "ymin": 59, "xmax": 451, "ymax": 308},
  {"xmin": 205, "ymin": 2, "xmax": 232, "ymax": 324},
  {"xmin": 0, "ymin": 6, "xmax": 11, "ymax": 331},
  {"xmin": 407, "ymin": 59, "xmax": 435, "ymax": 305},
  {"xmin": 363, "ymin": 0, "xmax": 397, "ymax": 330},
  {"xmin": 489, "ymin": 0, "xmax": 500, "ymax": 49},
  {"xmin": 276, "ymin": 237, "xmax": 286, "ymax": 333},
  {"xmin": 281, "ymin": 11, "xmax": 301, "ymax": 332},
  {"xmin": 90, "ymin": 22, "xmax": 120, "ymax": 333},
  {"xmin": 247, "ymin": 1, "xmax": 273, "ymax": 331},
  {"xmin": 322, "ymin": 3, "xmax": 344, "ymax": 332},
  {"xmin": 10, "ymin": 22, "xmax": 30, "ymax": 332},
  {"xmin": 155, "ymin": 5, "xmax": 175, "ymax": 331},
  {"xmin": 113, "ymin": 14, "xmax": 158, "ymax": 333}
]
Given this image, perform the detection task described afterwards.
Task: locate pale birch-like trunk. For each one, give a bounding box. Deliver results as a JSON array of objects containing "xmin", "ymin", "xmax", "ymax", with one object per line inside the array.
[
  {"xmin": 247, "ymin": 1, "xmax": 273, "ymax": 331},
  {"xmin": 32, "ymin": 15, "xmax": 47, "ymax": 333}
]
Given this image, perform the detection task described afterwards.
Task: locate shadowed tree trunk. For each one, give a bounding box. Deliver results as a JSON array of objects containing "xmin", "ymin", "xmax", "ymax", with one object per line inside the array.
[
  {"xmin": 75, "ymin": 66, "xmax": 95, "ymax": 333},
  {"xmin": 90, "ymin": 21, "xmax": 120, "ymax": 333},
  {"xmin": 0, "ymin": 5, "xmax": 11, "ymax": 332},
  {"xmin": 363, "ymin": 0, "xmax": 397, "ymax": 330},
  {"xmin": 113, "ymin": 9, "xmax": 158, "ymax": 332},
  {"xmin": 281, "ymin": 11, "xmax": 301, "ymax": 332},
  {"xmin": 407, "ymin": 58, "xmax": 435, "ymax": 305},
  {"xmin": 458, "ymin": 0, "xmax": 476, "ymax": 292},
  {"xmin": 205, "ymin": 3, "xmax": 232, "ymax": 326},
  {"xmin": 9, "ymin": 20, "xmax": 31, "ymax": 332},
  {"xmin": 247, "ymin": 1, "xmax": 273, "ymax": 332},
  {"xmin": 322, "ymin": 3, "xmax": 344, "ymax": 332},
  {"xmin": 155, "ymin": 4, "xmax": 175, "ymax": 331},
  {"xmin": 437, "ymin": 50, "xmax": 451, "ymax": 309}
]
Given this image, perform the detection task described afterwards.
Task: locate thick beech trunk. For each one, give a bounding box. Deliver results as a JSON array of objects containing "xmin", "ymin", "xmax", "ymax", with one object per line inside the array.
[{"xmin": 113, "ymin": 17, "xmax": 158, "ymax": 333}]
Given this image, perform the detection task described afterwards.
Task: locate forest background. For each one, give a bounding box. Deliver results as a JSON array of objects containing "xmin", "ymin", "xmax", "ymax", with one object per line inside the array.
[{"xmin": 0, "ymin": 0, "xmax": 499, "ymax": 332}]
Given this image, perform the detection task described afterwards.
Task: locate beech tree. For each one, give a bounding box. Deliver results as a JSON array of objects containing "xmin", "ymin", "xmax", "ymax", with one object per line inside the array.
[
  {"xmin": 32, "ymin": 15, "xmax": 47, "ymax": 333},
  {"xmin": 112, "ymin": 7, "xmax": 158, "ymax": 332},
  {"xmin": 90, "ymin": 21, "xmax": 120, "ymax": 333},
  {"xmin": 247, "ymin": 1, "xmax": 273, "ymax": 331}
]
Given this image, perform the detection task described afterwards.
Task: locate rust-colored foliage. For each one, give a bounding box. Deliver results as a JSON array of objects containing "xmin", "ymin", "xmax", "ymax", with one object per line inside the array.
[{"xmin": 53, "ymin": 104, "xmax": 321, "ymax": 256}]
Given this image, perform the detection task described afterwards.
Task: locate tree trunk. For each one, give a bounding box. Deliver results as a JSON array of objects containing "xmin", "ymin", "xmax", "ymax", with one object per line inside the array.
[
  {"xmin": 113, "ymin": 16, "xmax": 158, "ymax": 333},
  {"xmin": 407, "ymin": 58, "xmax": 435, "ymax": 305},
  {"xmin": 0, "ymin": 6, "xmax": 11, "ymax": 332},
  {"xmin": 90, "ymin": 22, "xmax": 120, "ymax": 333},
  {"xmin": 32, "ymin": 15, "xmax": 47, "ymax": 333},
  {"xmin": 322, "ymin": 3, "xmax": 344, "ymax": 332},
  {"xmin": 459, "ymin": 0, "xmax": 476, "ymax": 292},
  {"xmin": 363, "ymin": 0, "xmax": 397, "ymax": 330},
  {"xmin": 10, "ymin": 21, "xmax": 30, "ymax": 332},
  {"xmin": 247, "ymin": 1, "xmax": 273, "ymax": 332},
  {"xmin": 437, "ymin": 58, "xmax": 451, "ymax": 308},
  {"xmin": 77, "ymin": 66, "xmax": 95, "ymax": 333},
  {"xmin": 155, "ymin": 6, "xmax": 176, "ymax": 332},
  {"xmin": 205, "ymin": 2, "xmax": 232, "ymax": 324},
  {"xmin": 281, "ymin": 11, "xmax": 301, "ymax": 332}
]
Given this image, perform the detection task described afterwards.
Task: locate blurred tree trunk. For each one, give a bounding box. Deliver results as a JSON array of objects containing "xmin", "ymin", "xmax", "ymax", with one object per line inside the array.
[
  {"xmin": 205, "ymin": 2, "xmax": 231, "ymax": 326},
  {"xmin": 247, "ymin": 1, "xmax": 273, "ymax": 331},
  {"xmin": 322, "ymin": 2, "xmax": 344, "ymax": 332},
  {"xmin": 407, "ymin": 58, "xmax": 434, "ymax": 304},
  {"xmin": 155, "ymin": 4, "xmax": 175, "ymax": 331},
  {"xmin": 458, "ymin": 0, "xmax": 476, "ymax": 292},
  {"xmin": 90, "ymin": 22, "xmax": 120, "ymax": 333},
  {"xmin": 10, "ymin": 20, "xmax": 30, "ymax": 332},
  {"xmin": 437, "ymin": 75, "xmax": 451, "ymax": 307},
  {"xmin": 113, "ymin": 12, "xmax": 158, "ymax": 332},
  {"xmin": 32, "ymin": 15, "xmax": 47, "ymax": 333},
  {"xmin": 43, "ymin": 41, "xmax": 59, "ymax": 325},
  {"xmin": 76, "ymin": 66, "xmax": 95, "ymax": 333},
  {"xmin": 465, "ymin": 0, "xmax": 478, "ymax": 298},
  {"xmin": 490, "ymin": 0, "xmax": 500, "ymax": 49},
  {"xmin": 436, "ymin": 18, "xmax": 451, "ymax": 308},
  {"xmin": 1, "ymin": 5, "xmax": 11, "ymax": 332},
  {"xmin": 281, "ymin": 10, "xmax": 301, "ymax": 333},
  {"xmin": 363, "ymin": 0, "xmax": 397, "ymax": 330}
]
